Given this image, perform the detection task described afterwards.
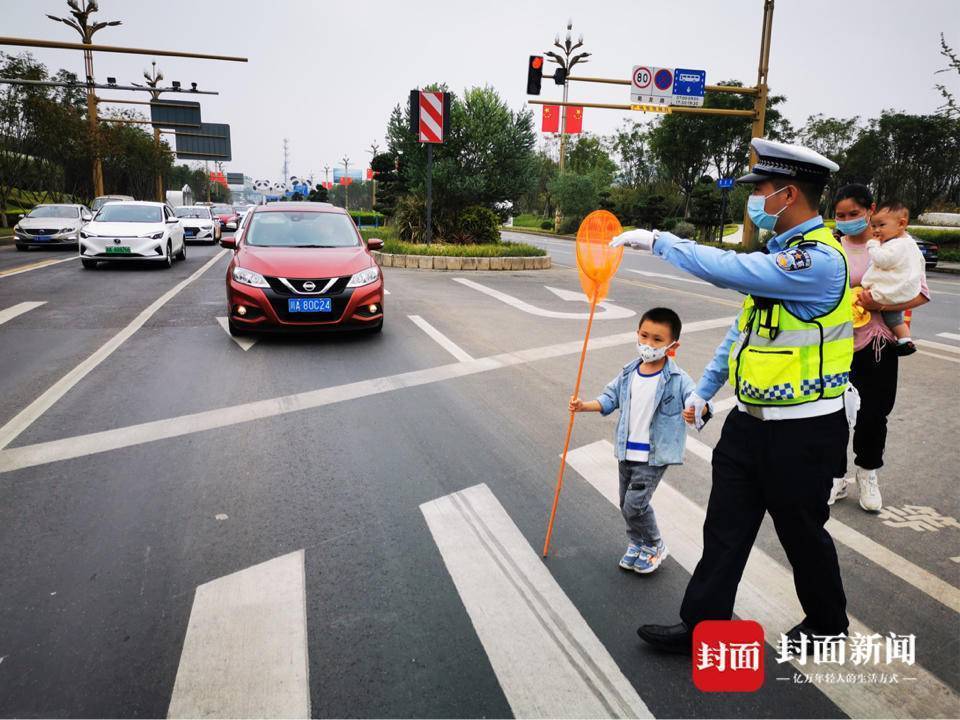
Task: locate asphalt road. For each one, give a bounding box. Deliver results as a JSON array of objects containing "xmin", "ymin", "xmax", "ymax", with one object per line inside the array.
[{"xmin": 0, "ymin": 234, "xmax": 957, "ymax": 718}]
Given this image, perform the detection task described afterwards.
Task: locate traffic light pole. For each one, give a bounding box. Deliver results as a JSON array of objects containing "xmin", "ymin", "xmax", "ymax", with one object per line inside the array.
[{"xmin": 425, "ymin": 143, "xmax": 434, "ymax": 245}]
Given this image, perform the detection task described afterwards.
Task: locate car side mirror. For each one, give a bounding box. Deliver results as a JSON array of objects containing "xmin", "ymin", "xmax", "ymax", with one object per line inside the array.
[
  {"xmin": 220, "ymin": 236, "xmax": 237, "ymax": 249},
  {"xmin": 17, "ymin": 213, "xmax": 24, "ymax": 220},
  {"xmin": 167, "ymin": 217, "xmax": 179, "ymax": 224},
  {"xmin": 82, "ymin": 213, "xmax": 92, "ymax": 222},
  {"xmin": 366, "ymin": 238, "xmax": 384, "ymax": 251}
]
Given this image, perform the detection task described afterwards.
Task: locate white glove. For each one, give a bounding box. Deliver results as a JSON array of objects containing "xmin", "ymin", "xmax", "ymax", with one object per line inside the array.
[
  {"xmin": 685, "ymin": 392, "xmax": 709, "ymax": 431},
  {"xmin": 609, "ymin": 228, "xmax": 659, "ymax": 252}
]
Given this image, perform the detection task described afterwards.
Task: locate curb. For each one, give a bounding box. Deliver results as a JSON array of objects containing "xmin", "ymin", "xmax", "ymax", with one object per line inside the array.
[
  {"xmin": 929, "ymin": 265, "xmax": 960, "ymax": 276},
  {"xmin": 372, "ymin": 251, "xmax": 551, "ymax": 271},
  {"xmin": 502, "ymin": 226, "xmax": 575, "ymax": 242}
]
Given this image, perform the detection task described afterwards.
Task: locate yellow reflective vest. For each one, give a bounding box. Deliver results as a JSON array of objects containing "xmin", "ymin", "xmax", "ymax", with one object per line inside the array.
[{"xmin": 728, "ymin": 226, "xmax": 854, "ymax": 406}]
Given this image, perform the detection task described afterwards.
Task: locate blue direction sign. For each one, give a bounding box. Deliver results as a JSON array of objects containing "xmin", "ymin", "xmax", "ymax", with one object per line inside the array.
[
  {"xmin": 717, "ymin": 178, "xmax": 735, "ymax": 189},
  {"xmin": 672, "ymin": 68, "xmax": 706, "ymax": 107}
]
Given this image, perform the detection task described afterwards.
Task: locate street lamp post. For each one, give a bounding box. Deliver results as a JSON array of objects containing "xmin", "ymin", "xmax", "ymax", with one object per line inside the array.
[
  {"xmin": 368, "ymin": 142, "xmax": 379, "ymax": 213},
  {"xmin": 132, "ymin": 62, "xmax": 165, "ymax": 202},
  {"xmin": 544, "ymin": 19, "xmax": 590, "ymax": 232},
  {"xmin": 342, "ymin": 156, "xmax": 350, "ymax": 212},
  {"xmin": 46, "ymin": 0, "xmax": 121, "ymax": 198}
]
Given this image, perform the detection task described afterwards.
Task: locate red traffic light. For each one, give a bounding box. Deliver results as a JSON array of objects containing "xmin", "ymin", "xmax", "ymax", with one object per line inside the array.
[
  {"xmin": 531, "ymin": 56, "xmax": 543, "ymax": 69},
  {"xmin": 527, "ymin": 55, "xmax": 544, "ymax": 95}
]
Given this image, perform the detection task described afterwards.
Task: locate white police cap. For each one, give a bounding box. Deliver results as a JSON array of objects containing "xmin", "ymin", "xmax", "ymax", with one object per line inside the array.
[{"xmin": 736, "ymin": 138, "xmax": 839, "ymax": 185}]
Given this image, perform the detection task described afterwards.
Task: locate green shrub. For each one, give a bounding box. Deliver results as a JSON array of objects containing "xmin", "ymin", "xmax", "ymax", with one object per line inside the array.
[
  {"xmin": 938, "ymin": 248, "xmax": 960, "ymax": 262},
  {"xmin": 452, "ymin": 205, "xmax": 500, "ymax": 244},
  {"xmin": 673, "ymin": 221, "xmax": 696, "ymax": 238},
  {"xmin": 393, "ymin": 195, "xmax": 428, "ymax": 243},
  {"xmin": 349, "ymin": 210, "xmax": 384, "ymax": 226},
  {"xmin": 380, "ymin": 239, "xmax": 546, "ymax": 257},
  {"xmin": 909, "ymin": 227, "xmax": 960, "ymax": 246},
  {"xmin": 558, "ymin": 216, "xmax": 581, "ymax": 235},
  {"xmin": 662, "ymin": 217, "xmax": 681, "ymax": 231},
  {"xmin": 540, "ymin": 220, "xmax": 554, "ymax": 230}
]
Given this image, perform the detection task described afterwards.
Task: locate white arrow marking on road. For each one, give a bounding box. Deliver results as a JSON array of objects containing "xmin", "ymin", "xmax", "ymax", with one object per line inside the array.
[
  {"xmin": 454, "ymin": 278, "xmax": 635, "ymax": 320},
  {"xmin": 216, "ymin": 317, "xmax": 258, "ymax": 351},
  {"xmin": 421, "ymin": 484, "xmax": 652, "ymax": 719},
  {"xmin": 566, "ymin": 440, "xmax": 959, "ymax": 720},
  {"xmin": 0, "ymin": 301, "xmax": 45, "ymax": 326},
  {"xmin": 626, "ymin": 268, "xmax": 710, "ymax": 286},
  {"xmin": 167, "ymin": 549, "xmax": 310, "ymax": 719}
]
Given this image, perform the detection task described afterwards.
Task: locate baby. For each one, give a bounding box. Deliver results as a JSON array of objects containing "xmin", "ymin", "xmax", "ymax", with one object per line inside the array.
[{"xmin": 860, "ymin": 200, "xmax": 925, "ymax": 355}]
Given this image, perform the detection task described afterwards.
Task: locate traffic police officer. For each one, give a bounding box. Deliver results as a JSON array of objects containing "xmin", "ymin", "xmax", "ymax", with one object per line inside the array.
[{"xmin": 611, "ymin": 138, "xmax": 853, "ymax": 653}]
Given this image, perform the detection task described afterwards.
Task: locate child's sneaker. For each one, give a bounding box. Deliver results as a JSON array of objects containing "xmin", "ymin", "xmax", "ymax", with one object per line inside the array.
[
  {"xmin": 619, "ymin": 545, "xmax": 642, "ymax": 570},
  {"xmin": 827, "ymin": 477, "xmax": 849, "ymax": 505},
  {"xmin": 896, "ymin": 339, "xmax": 917, "ymax": 356},
  {"xmin": 634, "ymin": 542, "xmax": 669, "ymax": 574},
  {"xmin": 856, "ymin": 468, "xmax": 883, "ymax": 512}
]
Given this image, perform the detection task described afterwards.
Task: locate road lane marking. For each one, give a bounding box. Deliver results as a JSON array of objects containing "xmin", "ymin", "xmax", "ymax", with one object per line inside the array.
[
  {"xmin": 566, "ymin": 440, "xmax": 959, "ymax": 720},
  {"xmin": 215, "ymin": 317, "xmax": 258, "ymax": 351},
  {"xmin": 0, "ymin": 301, "xmax": 45, "ymax": 326},
  {"xmin": 167, "ymin": 549, "xmax": 310, "ymax": 719},
  {"xmin": 0, "ymin": 250, "xmax": 228, "ymax": 450},
  {"xmin": 0, "ymin": 256, "xmax": 77, "ymax": 278},
  {"xmin": 454, "ymin": 277, "xmax": 635, "ymax": 320},
  {"xmin": 935, "ymin": 332, "xmax": 960, "ymax": 342},
  {"xmin": 682, "ymin": 436, "xmax": 960, "ymax": 615},
  {"xmin": 421, "ymin": 484, "xmax": 651, "ymax": 719},
  {"xmin": 0, "ymin": 315, "xmax": 735, "ymax": 473},
  {"xmin": 408, "ymin": 315, "xmax": 473, "ymax": 362},
  {"xmin": 918, "ymin": 350, "xmax": 960, "ymax": 363},
  {"xmin": 626, "ymin": 268, "xmax": 710, "ymax": 286},
  {"xmin": 916, "ymin": 339, "xmax": 960, "ymax": 354}
]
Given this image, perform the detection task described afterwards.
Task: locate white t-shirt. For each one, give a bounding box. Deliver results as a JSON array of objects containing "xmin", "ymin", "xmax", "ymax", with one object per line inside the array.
[{"xmin": 625, "ymin": 367, "xmax": 661, "ymax": 462}]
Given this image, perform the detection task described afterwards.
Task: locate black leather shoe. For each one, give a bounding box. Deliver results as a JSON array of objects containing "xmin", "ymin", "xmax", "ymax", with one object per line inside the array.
[{"xmin": 636, "ymin": 622, "xmax": 692, "ymax": 654}]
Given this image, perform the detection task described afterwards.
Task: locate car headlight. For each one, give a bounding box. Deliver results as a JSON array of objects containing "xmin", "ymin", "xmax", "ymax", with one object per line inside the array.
[
  {"xmin": 202, "ymin": 223, "xmax": 213, "ymax": 230},
  {"xmin": 346, "ymin": 265, "xmax": 380, "ymax": 287},
  {"xmin": 232, "ymin": 266, "xmax": 270, "ymax": 288},
  {"xmin": 141, "ymin": 231, "xmax": 165, "ymax": 240}
]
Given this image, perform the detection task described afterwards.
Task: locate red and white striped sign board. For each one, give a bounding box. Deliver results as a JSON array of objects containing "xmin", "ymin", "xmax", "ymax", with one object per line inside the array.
[{"xmin": 418, "ymin": 91, "xmax": 444, "ymax": 144}]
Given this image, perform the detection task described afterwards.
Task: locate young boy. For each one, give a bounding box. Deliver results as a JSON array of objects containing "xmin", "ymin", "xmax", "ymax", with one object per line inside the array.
[
  {"xmin": 569, "ymin": 307, "xmax": 709, "ymax": 574},
  {"xmin": 861, "ymin": 200, "xmax": 926, "ymax": 356}
]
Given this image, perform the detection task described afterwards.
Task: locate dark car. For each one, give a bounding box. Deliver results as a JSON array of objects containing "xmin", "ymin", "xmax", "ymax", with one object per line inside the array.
[{"xmin": 913, "ymin": 236, "xmax": 939, "ymax": 269}]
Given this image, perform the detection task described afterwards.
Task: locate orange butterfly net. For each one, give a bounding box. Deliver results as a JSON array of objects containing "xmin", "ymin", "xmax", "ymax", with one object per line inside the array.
[{"xmin": 543, "ymin": 210, "xmax": 625, "ymax": 557}]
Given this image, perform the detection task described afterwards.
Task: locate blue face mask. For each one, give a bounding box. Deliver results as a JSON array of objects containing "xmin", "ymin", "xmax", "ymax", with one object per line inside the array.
[
  {"xmin": 747, "ymin": 186, "xmax": 789, "ymax": 231},
  {"xmin": 836, "ymin": 216, "xmax": 869, "ymax": 236}
]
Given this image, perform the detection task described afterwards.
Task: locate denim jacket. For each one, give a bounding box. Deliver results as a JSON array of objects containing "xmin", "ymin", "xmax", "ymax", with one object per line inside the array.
[{"xmin": 595, "ymin": 356, "xmax": 706, "ymax": 465}]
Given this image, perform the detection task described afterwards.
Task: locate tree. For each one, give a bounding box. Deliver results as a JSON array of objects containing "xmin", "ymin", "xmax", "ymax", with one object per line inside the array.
[
  {"xmin": 935, "ymin": 33, "xmax": 959, "ymax": 119},
  {"xmin": 611, "ymin": 120, "xmax": 653, "ymax": 188},
  {"xmin": 687, "ymin": 176, "xmax": 724, "ymax": 242},
  {"xmin": 798, "ymin": 114, "xmax": 861, "ymax": 212},
  {"xmin": 307, "ymin": 183, "xmax": 328, "ymax": 203},
  {"xmin": 548, "ymin": 172, "xmax": 597, "ymax": 222},
  {"xmin": 370, "ymin": 151, "xmax": 402, "ymax": 217}
]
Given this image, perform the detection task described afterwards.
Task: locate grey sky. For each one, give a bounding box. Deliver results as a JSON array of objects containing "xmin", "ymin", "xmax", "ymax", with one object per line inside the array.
[{"xmin": 5, "ymin": 0, "xmax": 958, "ymax": 184}]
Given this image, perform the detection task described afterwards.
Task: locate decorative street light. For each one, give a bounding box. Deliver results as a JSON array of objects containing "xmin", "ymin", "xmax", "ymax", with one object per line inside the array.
[{"xmin": 46, "ymin": 0, "xmax": 121, "ymax": 197}]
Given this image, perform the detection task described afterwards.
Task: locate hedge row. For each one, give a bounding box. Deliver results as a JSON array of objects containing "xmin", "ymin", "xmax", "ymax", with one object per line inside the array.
[{"xmin": 380, "ymin": 239, "xmax": 545, "ymax": 257}]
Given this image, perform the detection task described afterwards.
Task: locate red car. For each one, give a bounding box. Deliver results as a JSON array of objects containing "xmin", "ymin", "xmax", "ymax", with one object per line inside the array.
[
  {"xmin": 211, "ymin": 203, "xmax": 240, "ymax": 231},
  {"xmin": 222, "ymin": 202, "xmax": 384, "ymax": 335}
]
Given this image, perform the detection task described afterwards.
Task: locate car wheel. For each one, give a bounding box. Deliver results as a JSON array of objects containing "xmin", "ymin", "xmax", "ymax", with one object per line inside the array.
[
  {"xmin": 15, "ymin": 243, "xmax": 28, "ymax": 251},
  {"xmin": 176, "ymin": 239, "xmax": 187, "ymax": 261},
  {"xmin": 163, "ymin": 241, "xmax": 173, "ymax": 268},
  {"xmin": 81, "ymin": 258, "xmax": 98, "ymax": 269}
]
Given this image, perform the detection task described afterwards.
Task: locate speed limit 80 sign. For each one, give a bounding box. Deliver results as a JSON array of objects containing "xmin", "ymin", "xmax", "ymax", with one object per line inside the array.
[{"xmin": 631, "ymin": 65, "xmax": 672, "ymax": 106}]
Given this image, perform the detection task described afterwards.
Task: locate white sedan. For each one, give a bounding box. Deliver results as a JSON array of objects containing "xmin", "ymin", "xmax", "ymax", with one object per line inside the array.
[
  {"xmin": 174, "ymin": 205, "xmax": 221, "ymax": 244},
  {"xmin": 80, "ymin": 201, "xmax": 186, "ymax": 269}
]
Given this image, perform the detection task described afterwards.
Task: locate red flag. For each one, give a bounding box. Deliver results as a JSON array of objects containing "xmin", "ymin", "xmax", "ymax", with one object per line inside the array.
[
  {"xmin": 339, "ymin": 177, "xmax": 353, "ymax": 186},
  {"xmin": 564, "ymin": 106, "xmax": 584, "ymax": 134},
  {"xmin": 542, "ymin": 104, "xmax": 560, "ymax": 133},
  {"xmin": 366, "ymin": 168, "xmax": 375, "ymax": 181}
]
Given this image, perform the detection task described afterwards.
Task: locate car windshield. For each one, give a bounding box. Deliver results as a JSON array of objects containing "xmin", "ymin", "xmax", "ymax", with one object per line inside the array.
[
  {"xmin": 175, "ymin": 207, "xmax": 211, "ymax": 219},
  {"xmin": 212, "ymin": 205, "xmax": 233, "ymax": 214},
  {"xmin": 245, "ymin": 211, "xmax": 360, "ymax": 248},
  {"xmin": 27, "ymin": 205, "xmax": 77, "ymax": 219},
  {"xmin": 95, "ymin": 205, "xmax": 162, "ymax": 223}
]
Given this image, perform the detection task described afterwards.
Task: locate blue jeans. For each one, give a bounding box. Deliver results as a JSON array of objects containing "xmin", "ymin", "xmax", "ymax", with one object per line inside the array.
[{"xmin": 618, "ymin": 461, "xmax": 667, "ymax": 548}]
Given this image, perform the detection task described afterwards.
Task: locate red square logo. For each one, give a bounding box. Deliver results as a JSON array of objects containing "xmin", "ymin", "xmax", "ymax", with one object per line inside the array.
[{"xmin": 692, "ymin": 620, "xmax": 765, "ymax": 692}]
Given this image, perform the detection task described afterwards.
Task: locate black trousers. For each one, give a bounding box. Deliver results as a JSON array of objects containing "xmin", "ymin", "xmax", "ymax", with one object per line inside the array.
[
  {"xmin": 849, "ymin": 342, "xmax": 898, "ymax": 470},
  {"xmin": 679, "ymin": 408, "xmax": 850, "ymax": 634}
]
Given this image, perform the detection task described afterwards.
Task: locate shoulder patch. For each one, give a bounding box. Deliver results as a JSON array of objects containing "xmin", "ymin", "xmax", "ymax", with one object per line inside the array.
[{"xmin": 775, "ymin": 247, "xmax": 812, "ymax": 272}]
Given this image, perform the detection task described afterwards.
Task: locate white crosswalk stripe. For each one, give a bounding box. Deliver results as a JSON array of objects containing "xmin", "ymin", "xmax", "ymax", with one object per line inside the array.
[
  {"xmin": 167, "ymin": 550, "xmax": 310, "ymax": 719},
  {"xmin": 565, "ymin": 439, "xmax": 959, "ymax": 719},
  {"xmin": 421, "ymin": 483, "xmax": 652, "ymax": 719}
]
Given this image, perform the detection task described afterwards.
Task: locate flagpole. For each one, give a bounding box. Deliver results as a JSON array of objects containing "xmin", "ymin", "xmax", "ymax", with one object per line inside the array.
[{"xmin": 542, "ymin": 288, "xmax": 599, "ymax": 558}]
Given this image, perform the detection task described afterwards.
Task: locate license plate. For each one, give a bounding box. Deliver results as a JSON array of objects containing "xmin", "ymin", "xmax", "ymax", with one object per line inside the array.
[
  {"xmin": 185, "ymin": 229, "xmax": 197, "ymax": 236},
  {"xmin": 105, "ymin": 246, "xmax": 131, "ymax": 254},
  {"xmin": 34, "ymin": 235, "xmax": 51, "ymax": 242},
  {"xmin": 288, "ymin": 297, "xmax": 332, "ymax": 313}
]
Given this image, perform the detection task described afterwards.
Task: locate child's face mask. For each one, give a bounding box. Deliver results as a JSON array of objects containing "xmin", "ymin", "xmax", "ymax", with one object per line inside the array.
[{"xmin": 636, "ymin": 340, "xmax": 676, "ymax": 363}]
